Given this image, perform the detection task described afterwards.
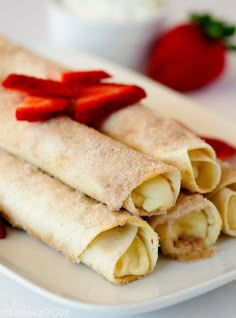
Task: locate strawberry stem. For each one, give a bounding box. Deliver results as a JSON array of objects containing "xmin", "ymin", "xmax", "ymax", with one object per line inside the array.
[
  {"xmin": 227, "ymin": 44, "xmax": 236, "ymax": 51},
  {"xmin": 191, "ymin": 13, "xmax": 236, "ymax": 49}
]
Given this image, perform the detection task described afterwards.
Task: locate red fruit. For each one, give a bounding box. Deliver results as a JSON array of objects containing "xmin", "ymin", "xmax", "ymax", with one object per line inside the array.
[
  {"xmin": 147, "ymin": 14, "xmax": 236, "ymax": 92},
  {"xmin": 3, "ymin": 71, "xmax": 146, "ymax": 126},
  {"xmin": 72, "ymin": 84, "xmax": 146, "ymax": 127},
  {"xmin": 201, "ymin": 136, "xmax": 236, "ymax": 160},
  {"xmin": 13, "ymin": 80, "xmax": 146, "ymax": 126},
  {"xmin": 16, "ymin": 96, "xmax": 71, "ymax": 122},
  {"xmin": 175, "ymin": 119, "xmax": 236, "ymax": 160},
  {"xmin": 61, "ymin": 70, "xmax": 111, "ymax": 84},
  {"xmin": 2, "ymin": 74, "xmax": 74, "ymax": 98},
  {"xmin": 0, "ymin": 218, "xmax": 6, "ymax": 239}
]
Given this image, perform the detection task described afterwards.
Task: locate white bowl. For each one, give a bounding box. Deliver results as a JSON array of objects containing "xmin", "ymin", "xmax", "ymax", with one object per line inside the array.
[{"xmin": 47, "ymin": 0, "xmax": 168, "ymax": 71}]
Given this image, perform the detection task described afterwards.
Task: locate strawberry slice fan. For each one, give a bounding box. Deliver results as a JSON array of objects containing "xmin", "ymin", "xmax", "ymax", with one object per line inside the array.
[
  {"xmin": 2, "ymin": 70, "xmax": 235, "ymax": 161},
  {"xmin": 2, "ymin": 72, "xmax": 146, "ymax": 125},
  {"xmin": 147, "ymin": 13, "xmax": 236, "ymax": 91}
]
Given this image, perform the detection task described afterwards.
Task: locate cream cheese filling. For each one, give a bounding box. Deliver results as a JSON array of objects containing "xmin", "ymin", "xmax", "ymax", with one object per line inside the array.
[
  {"xmin": 80, "ymin": 223, "xmax": 151, "ymax": 279},
  {"xmin": 188, "ymin": 149, "xmax": 221, "ymax": 192},
  {"xmin": 153, "ymin": 200, "xmax": 222, "ymax": 261},
  {"xmin": 131, "ymin": 175, "xmax": 174, "ymax": 212},
  {"xmin": 228, "ymin": 195, "xmax": 236, "ymax": 230},
  {"xmin": 171, "ymin": 210, "xmax": 208, "ymax": 242},
  {"xmin": 210, "ymin": 187, "xmax": 236, "ymax": 232},
  {"xmin": 115, "ymin": 234, "xmax": 149, "ymax": 277}
]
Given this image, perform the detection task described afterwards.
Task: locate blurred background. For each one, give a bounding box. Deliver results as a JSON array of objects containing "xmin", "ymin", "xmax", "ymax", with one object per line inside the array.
[
  {"xmin": 0, "ymin": 0, "xmax": 234, "ymax": 123},
  {"xmin": 0, "ymin": 0, "xmax": 235, "ymax": 47}
]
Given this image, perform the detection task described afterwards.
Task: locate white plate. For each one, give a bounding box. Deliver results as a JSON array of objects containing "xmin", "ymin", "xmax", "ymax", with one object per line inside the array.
[{"xmin": 0, "ymin": 48, "xmax": 236, "ymax": 316}]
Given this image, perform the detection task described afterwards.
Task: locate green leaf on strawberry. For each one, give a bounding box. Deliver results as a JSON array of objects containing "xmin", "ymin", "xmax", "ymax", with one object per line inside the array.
[{"xmin": 191, "ymin": 13, "xmax": 236, "ymax": 41}]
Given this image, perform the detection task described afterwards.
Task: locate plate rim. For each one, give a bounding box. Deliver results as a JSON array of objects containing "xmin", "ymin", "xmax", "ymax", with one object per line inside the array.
[{"xmin": 1, "ymin": 260, "xmax": 236, "ymax": 316}]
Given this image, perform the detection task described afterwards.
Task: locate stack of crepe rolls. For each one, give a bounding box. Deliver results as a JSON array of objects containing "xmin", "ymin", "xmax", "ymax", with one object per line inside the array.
[
  {"xmin": 0, "ymin": 36, "xmax": 220, "ymax": 195},
  {"xmin": 0, "ymin": 36, "xmax": 231, "ymax": 266},
  {"xmin": 101, "ymin": 104, "xmax": 222, "ymax": 194},
  {"xmin": 0, "ymin": 88, "xmax": 180, "ymax": 216},
  {"xmin": 0, "ymin": 36, "xmax": 180, "ymax": 283},
  {"xmin": 0, "ymin": 36, "xmax": 181, "ymax": 215},
  {"xmin": 148, "ymin": 193, "xmax": 222, "ymax": 261},
  {"xmin": 208, "ymin": 161, "xmax": 236, "ymax": 237},
  {"xmin": 0, "ymin": 148, "xmax": 159, "ymax": 284}
]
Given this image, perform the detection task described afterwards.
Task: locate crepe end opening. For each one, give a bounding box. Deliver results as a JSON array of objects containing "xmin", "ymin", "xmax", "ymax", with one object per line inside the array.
[
  {"xmin": 127, "ymin": 173, "xmax": 180, "ymax": 214},
  {"xmin": 188, "ymin": 148, "xmax": 221, "ymax": 193}
]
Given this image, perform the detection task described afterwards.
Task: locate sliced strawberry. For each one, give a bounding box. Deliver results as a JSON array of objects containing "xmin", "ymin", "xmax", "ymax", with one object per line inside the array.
[
  {"xmin": 175, "ymin": 119, "xmax": 236, "ymax": 160},
  {"xmin": 201, "ymin": 136, "xmax": 236, "ymax": 160},
  {"xmin": 3, "ymin": 73, "xmax": 146, "ymax": 126},
  {"xmin": 0, "ymin": 218, "xmax": 6, "ymax": 239},
  {"xmin": 16, "ymin": 96, "xmax": 71, "ymax": 122},
  {"xmin": 72, "ymin": 84, "xmax": 146, "ymax": 127},
  {"xmin": 61, "ymin": 70, "xmax": 111, "ymax": 84},
  {"xmin": 2, "ymin": 74, "xmax": 74, "ymax": 98},
  {"xmin": 73, "ymin": 83, "xmax": 146, "ymax": 99}
]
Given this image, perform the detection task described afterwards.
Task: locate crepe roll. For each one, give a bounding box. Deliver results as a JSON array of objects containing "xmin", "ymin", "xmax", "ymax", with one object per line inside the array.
[
  {"xmin": 148, "ymin": 194, "xmax": 222, "ymax": 262},
  {"xmin": 101, "ymin": 105, "xmax": 221, "ymax": 194},
  {"xmin": 0, "ymin": 149, "xmax": 158, "ymax": 284},
  {"xmin": 0, "ymin": 88, "xmax": 181, "ymax": 216},
  {"xmin": 0, "ymin": 36, "xmax": 63, "ymax": 79},
  {"xmin": 208, "ymin": 162, "xmax": 236, "ymax": 236},
  {"xmin": 0, "ymin": 37, "xmax": 183, "ymax": 215},
  {"xmin": 0, "ymin": 36, "xmax": 220, "ymax": 195}
]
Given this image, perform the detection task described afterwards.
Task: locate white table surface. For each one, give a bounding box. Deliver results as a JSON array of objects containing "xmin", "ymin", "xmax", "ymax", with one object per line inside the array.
[{"xmin": 0, "ymin": 0, "xmax": 235, "ymax": 317}]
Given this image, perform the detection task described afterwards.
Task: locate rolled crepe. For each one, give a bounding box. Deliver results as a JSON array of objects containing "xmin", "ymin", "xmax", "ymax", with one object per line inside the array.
[
  {"xmin": 0, "ymin": 37, "xmax": 181, "ymax": 216},
  {"xmin": 148, "ymin": 193, "xmax": 222, "ymax": 262},
  {"xmin": 0, "ymin": 148, "xmax": 158, "ymax": 284},
  {"xmin": 0, "ymin": 36, "xmax": 63, "ymax": 79},
  {"xmin": 102, "ymin": 105, "xmax": 222, "ymax": 194},
  {"xmin": 0, "ymin": 37, "xmax": 221, "ymax": 195},
  {"xmin": 208, "ymin": 161, "xmax": 236, "ymax": 237},
  {"xmin": 0, "ymin": 89, "xmax": 180, "ymax": 216}
]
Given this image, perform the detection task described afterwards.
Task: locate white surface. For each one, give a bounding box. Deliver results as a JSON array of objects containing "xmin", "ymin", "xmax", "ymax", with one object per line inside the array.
[{"xmin": 0, "ymin": 0, "xmax": 235, "ymax": 317}]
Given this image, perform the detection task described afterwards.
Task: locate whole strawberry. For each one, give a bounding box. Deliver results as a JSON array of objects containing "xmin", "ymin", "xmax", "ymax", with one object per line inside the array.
[{"xmin": 147, "ymin": 13, "xmax": 236, "ymax": 92}]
